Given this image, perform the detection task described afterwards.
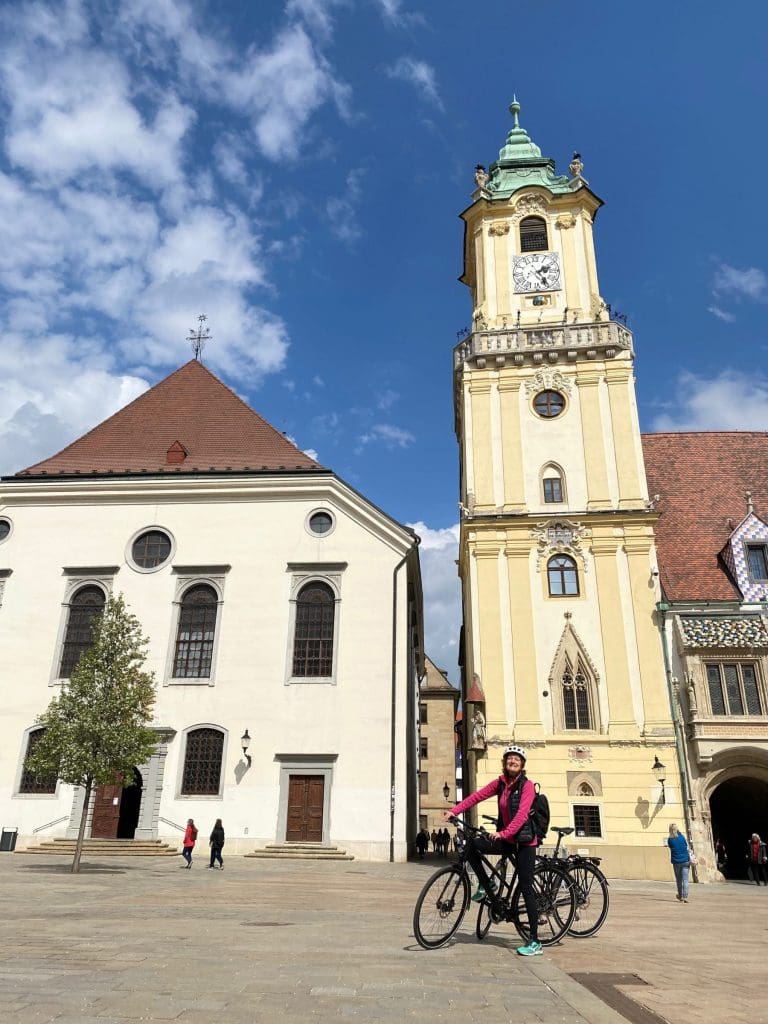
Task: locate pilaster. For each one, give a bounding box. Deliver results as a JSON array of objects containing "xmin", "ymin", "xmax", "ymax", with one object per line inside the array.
[
  {"xmin": 472, "ymin": 540, "xmax": 506, "ymax": 728},
  {"xmin": 576, "ymin": 371, "xmax": 612, "ymax": 510},
  {"xmin": 605, "ymin": 366, "xmax": 644, "ymax": 508},
  {"xmin": 498, "ymin": 377, "xmax": 526, "ymax": 512},
  {"xmin": 468, "ymin": 377, "xmax": 494, "ymax": 511},
  {"xmin": 504, "ymin": 537, "xmax": 544, "ymax": 739}
]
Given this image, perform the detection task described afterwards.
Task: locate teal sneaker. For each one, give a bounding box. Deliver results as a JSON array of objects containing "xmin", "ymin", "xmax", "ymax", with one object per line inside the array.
[
  {"xmin": 471, "ymin": 887, "xmax": 487, "ymax": 903},
  {"xmin": 516, "ymin": 940, "xmax": 543, "ymax": 957}
]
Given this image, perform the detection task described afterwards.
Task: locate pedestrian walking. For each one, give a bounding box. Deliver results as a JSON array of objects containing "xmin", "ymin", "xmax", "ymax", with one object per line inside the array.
[
  {"xmin": 440, "ymin": 827, "xmax": 450, "ymax": 857},
  {"xmin": 431, "ymin": 829, "xmax": 438, "ymax": 852},
  {"xmin": 746, "ymin": 833, "xmax": 768, "ymax": 885},
  {"xmin": 208, "ymin": 818, "xmax": 225, "ymax": 869},
  {"xmin": 181, "ymin": 818, "xmax": 197, "ymax": 868},
  {"xmin": 667, "ymin": 823, "xmax": 691, "ymax": 902},
  {"xmin": 715, "ymin": 837, "xmax": 727, "ymax": 874}
]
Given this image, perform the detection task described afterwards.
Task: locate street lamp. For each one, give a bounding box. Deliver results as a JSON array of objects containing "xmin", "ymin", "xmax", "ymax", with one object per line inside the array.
[
  {"xmin": 241, "ymin": 729, "xmax": 252, "ymax": 767},
  {"xmin": 652, "ymin": 755, "xmax": 666, "ymax": 805},
  {"xmin": 442, "ymin": 781, "xmax": 450, "ymax": 801}
]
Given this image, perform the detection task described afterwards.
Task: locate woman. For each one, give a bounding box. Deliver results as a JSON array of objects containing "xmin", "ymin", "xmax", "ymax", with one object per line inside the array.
[
  {"xmin": 443, "ymin": 744, "xmax": 541, "ymax": 957},
  {"xmin": 181, "ymin": 818, "xmax": 197, "ymax": 869},
  {"xmin": 667, "ymin": 823, "xmax": 691, "ymax": 902},
  {"xmin": 209, "ymin": 819, "xmax": 225, "ymax": 869}
]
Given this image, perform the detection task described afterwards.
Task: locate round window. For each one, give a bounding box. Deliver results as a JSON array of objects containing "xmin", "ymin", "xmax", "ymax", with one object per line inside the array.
[
  {"xmin": 533, "ymin": 390, "xmax": 565, "ymax": 418},
  {"xmin": 308, "ymin": 511, "xmax": 334, "ymax": 536},
  {"xmin": 131, "ymin": 530, "xmax": 172, "ymax": 569},
  {"xmin": 0, "ymin": 519, "xmax": 10, "ymax": 542}
]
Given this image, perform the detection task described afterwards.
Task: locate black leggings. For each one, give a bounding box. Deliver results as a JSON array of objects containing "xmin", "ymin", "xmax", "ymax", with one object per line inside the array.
[{"xmin": 467, "ymin": 835, "xmax": 538, "ymax": 941}]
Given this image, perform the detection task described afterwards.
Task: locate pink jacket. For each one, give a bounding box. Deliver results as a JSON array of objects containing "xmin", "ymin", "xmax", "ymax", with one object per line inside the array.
[{"xmin": 450, "ymin": 774, "xmax": 538, "ymax": 846}]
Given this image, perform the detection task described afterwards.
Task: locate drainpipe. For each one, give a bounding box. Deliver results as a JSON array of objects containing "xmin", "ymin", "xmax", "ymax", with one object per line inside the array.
[
  {"xmin": 657, "ymin": 602, "xmax": 698, "ymax": 881},
  {"xmin": 390, "ymin": 549, "xmax": 410, "ymax": 864}
]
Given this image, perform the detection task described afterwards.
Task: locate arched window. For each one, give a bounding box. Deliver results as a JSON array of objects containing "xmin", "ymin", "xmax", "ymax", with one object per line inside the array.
[
  {"xmin": 293, "ymin": 581, "xmax": 335, "ymax": 677},
  {"xmin": 577, "ymin": 781, "xmax": 594, "ymax": 798},
  {"xmin": 562, "ymin": 659, "xmax": 593, "ymax": 730},
  {"xmin": 19, "ymin": 728, "xmax": 57, "ymax": 794},
  {"xmin": 547, "ymin": 555, "xmax": 579, "ymax": 597},
  {"xmin": 542, "ymin": 464, "xmax": 566, "ymax": 504},
  {"xmin": 173, "ymin": 584, "xmax": 218, "ymax": 678},
  {"xmin": 520, "ymin": 216, "xmax": 548, "ymax": 253},
  {"xmin": 59, "ymin": 585, "xmax": 106, "ymax": 678},
  {"xmin": 181, "ymin": 727, "xmax": 224, "ymax": 795}
]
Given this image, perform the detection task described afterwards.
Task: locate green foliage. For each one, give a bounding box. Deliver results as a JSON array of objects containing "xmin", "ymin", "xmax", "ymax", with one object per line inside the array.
[{"xmin": 26, "ymin": 594, "xmax": 157, "ymax": 789}]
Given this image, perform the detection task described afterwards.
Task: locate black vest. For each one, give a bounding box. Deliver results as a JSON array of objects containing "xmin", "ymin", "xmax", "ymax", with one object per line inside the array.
[{"xmin": 497, "ymin": 774, "xmax": 534, "ymax": 843}]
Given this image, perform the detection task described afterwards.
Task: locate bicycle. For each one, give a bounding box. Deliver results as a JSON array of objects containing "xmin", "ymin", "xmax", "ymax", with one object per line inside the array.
[
  {"xmin": 539, "ymin": 825, "xmax": 610, "ymax": 938},
  {"xmin": 413, "ymin": 816, "xmax": 576, "ymax": 949}
]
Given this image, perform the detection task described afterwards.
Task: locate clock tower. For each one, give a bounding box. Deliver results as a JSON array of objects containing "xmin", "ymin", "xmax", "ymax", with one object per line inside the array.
[{"xmin": 456, "ymin": 101, "xmax": 680, "ymax": 877}]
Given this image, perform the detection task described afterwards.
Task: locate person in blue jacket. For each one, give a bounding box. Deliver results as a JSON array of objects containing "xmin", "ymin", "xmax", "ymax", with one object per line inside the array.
[{"xmin": 667, "ymin": 823, "xmax": 691, "ymax": 902}]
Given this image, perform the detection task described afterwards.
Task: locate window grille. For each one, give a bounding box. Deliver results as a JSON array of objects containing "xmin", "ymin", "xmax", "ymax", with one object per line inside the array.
[
  {"xmin": 706, "ymin": 663, "xmax": 762, "ymax": 716},
  {"xmin": 59, "ymin": 585, "xmax": 105, "ymax": 678},
  {"xmin": 19, "ymin": 728, "xmax": 57, "ymax": 794},
  {"xmin": 181, "ymin": 728, "xmax": 224, "ymax": 795},
  {"xmin": 293, "ymin": 582, "xmax": 335, "ymax": 677},
  {"xmin": 574, "ymin": 804, "xmax": 602, "ymax": 837},
  {"xmin": 173, "ymin": 584, "xmax": 218, "ymax": 678},
  {"xmin": 132, "ymin": 530, "xmax": 172, "ymax": 569},
  {"xmin": 562, "ymin": 662, "xmax": 592, "ymax": 729},
  {"xmin": 520, "ymin": 216, "xmax": 548, "ymax": 252}
]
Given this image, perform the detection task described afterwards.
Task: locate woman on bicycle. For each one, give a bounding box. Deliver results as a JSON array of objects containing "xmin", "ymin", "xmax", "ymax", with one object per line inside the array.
[{"xmin": 444, "ymin": 744, "xmax": 542, "ymax": 957}]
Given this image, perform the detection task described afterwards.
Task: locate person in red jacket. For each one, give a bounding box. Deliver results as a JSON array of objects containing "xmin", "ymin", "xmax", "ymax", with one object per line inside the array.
[
  {"xmin": 444, "ymin": 744, "xmax": 541, "ymax": 957},
  {"xmin": 181, "ymin": 819, "xmax": 198, "ymax": 869}
]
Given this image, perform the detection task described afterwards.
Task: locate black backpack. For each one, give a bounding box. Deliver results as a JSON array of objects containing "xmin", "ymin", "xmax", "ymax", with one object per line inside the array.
[{"xmin": 497, "ymin": 778, "xmax": 550, "ymax": 842}]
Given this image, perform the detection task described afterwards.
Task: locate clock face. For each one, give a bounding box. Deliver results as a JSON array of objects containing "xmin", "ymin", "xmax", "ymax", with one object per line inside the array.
[{"xmin": 513, "ymin": 253, "xmax": 561, "ymax": 293}]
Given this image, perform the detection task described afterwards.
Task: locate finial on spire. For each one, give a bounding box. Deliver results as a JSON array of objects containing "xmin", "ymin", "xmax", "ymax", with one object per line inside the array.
[
  {"xmin": 188, "ymin": 314, "xmax": 211, "ymax": 361},
  {"xmin": 746, "ymin": 490, "xmax": 754, "ymax": 515},
  {"xmin": 509, "ymin": 95, "xmax": 521, "ymax": 129}
]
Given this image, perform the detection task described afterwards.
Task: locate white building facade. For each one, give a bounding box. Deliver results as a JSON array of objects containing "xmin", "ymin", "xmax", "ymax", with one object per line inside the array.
[{"xmin": 0, "ymin": 360, "xmax": 423, "ymax": 859}]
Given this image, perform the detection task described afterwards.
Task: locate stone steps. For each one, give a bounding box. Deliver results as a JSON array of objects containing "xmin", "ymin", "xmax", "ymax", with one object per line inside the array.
[
  {"xmin": 20, "ymin": 838, "xmax": 179, "ymax": 856},
  {"xmin": 246, "ymin": 843, "xmax": 354, "ymax": 861}
]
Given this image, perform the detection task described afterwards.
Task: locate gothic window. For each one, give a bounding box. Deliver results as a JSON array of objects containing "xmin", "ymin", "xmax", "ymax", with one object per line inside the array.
[
  {"xmin": 562, "ymin": 659, "xmax": 593, "ymax": 730},
  {"xmin": 292, "ymin": 581, "xmax": 335, "ymax": 677},
  {"xmin": 59, "ymin": 585, "xmax": 106, "ymax": 678},
  {"xmin": 577, "ymin": 782, "xmax": 594, "ymax": 797},
  {"xmin": 706, "ymin": 663, "xmax": 762, "ymax": 716},
  {"xmin": 520, "ymin": 216, "xmax": 548, "ymax": 253},
  {"xmin": 19, "ymin": 728, "xmax": 57, "ymax": 794},
  {"xmin": 541, "ymin": 464, "xmax": 566, "ymax": 504},
  {"xmin": 173, "ymin": 585, "xmax": 218, "ymax": 678},
  {"xmin": 548, "ymin": 555, "xmax": 579, "ymax": 597},
  {"xmin": 181, "ymin": 727, "xmax": 224, "ymax": 795}
]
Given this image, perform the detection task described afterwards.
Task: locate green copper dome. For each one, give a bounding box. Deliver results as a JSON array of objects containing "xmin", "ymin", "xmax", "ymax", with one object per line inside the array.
[{"xmin": 486, "ymin": 98, "xmax": 572, "ymax": 200}]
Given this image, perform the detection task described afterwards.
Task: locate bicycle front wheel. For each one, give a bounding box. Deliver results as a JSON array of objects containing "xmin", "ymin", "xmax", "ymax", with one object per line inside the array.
[
  {"xmin": 512, "ymin": 861, "xmax": 576, "ymax": 946},
  {"xmin": 413, "ymin": 865, "xmax": 470, "ymax": 949},
  {"xmin": 568, "ymin": 862, "xmax": 609, "ymax": 938}
]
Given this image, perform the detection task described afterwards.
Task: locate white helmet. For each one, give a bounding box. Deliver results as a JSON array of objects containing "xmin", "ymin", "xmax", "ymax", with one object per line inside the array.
[{"xmin": 503, "ymin": 744, "xmax": 527, "ymax": 763}]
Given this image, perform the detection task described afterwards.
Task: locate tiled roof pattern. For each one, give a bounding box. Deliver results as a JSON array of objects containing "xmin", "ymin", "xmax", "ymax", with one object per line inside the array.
[
  {"xmin": 642, "ymin": 432, "xmax": 768, "ymax": 602},
  {"xmin": 16, "ymin": 360, "xmax": 323, "ymax": 478},
  {"xmin": 679, "ymin": 616, "xmax": 768, "ymax": 649}
]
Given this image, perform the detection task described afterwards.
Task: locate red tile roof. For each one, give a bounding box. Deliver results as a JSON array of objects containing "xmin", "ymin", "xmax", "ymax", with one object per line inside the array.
[
  {"xmin": 642, "ymin": 432, "xmax": 768, "ymax": 602},
  {"xmin": 15, "ymin": 360, "xmax": 324, "ymax": 478}
]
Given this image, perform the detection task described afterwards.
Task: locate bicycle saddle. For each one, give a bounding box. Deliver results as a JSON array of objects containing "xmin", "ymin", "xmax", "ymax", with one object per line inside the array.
[{"xmin": 552, "ymin": 826, "xmax": 575, "ymax": 836}]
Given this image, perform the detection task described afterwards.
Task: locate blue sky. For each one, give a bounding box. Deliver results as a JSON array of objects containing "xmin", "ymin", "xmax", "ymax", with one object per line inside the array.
[{"xmin": 1, "ymin": 0, "xmax": 766, "ymax": 679}]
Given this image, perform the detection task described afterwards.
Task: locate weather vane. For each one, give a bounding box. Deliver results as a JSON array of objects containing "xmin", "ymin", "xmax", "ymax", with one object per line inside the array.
[{"xmin": 188, "ymin": 314, "xmax": 211, "ymax": 360}]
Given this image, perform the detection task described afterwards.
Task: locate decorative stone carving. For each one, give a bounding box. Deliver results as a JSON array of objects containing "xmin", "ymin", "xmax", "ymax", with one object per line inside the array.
[
  {"xmin": 568, "ymin": 745, "xmax": 593, "ymax": 763},
  {"xmin": 510, "ymin": 193, "xmax": 548, "ymax": 219},
  {"xmin": 470, "ymin": 709, "xmax": 487, "ymax": 750},
  {"xmin": 488, "ymin": 221, "xmax": 510, "ymax": 236},
  {"xmin": 556, "ymin": 213, "xmax": 577, "ymax": 229},
  {"xmin": 523, "ymin": 369, "xmax": 573, "ymax": 397},
  {"xmin": 472, "ymin": 308, "xmax": 488, "ymax": 330},
  {"xmin": 474, "ymin": 164, "xmax": 489, "ymax": 190},
  {"xmin": 569, "ymin": 152, "xmax": 584, "ymax": 179},
  {"xmin": 488, "ymin": 736, "xmax": 547, "ymax": 749},
  {"xmin": 531, "ymin": 518, "xmax": 590, "ymax": 572}
]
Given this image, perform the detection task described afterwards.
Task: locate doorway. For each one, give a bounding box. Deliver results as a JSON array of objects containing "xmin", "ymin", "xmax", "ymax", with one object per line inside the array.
[
  {"xmin": 91, "ymin": 768, "xmax": 142, "ymax": 840},
  {"xmin": 286, "ymin": 774, "xmax": 324, "ymax": 842},
  {"xmin": 709, "ymin": 776, "xmax": 768, "ymax": 879}
]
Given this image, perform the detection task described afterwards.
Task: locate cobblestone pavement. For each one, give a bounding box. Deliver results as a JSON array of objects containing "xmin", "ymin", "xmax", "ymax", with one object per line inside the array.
[{"xmin": 0, "ymin": 853, "xmax": 759, "ymax": 1024}]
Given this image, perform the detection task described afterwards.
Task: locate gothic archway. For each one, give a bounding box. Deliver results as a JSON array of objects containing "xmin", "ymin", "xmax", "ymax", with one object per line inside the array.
[{"xmin": 709, "ymin": 776, "xmax": 768, "ymax": 880}]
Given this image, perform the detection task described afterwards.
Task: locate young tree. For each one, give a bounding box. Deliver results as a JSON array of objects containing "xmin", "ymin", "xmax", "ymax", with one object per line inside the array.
[{"xmin": 25, "ymin": 594, "xmax": 158, "ymax": 873}]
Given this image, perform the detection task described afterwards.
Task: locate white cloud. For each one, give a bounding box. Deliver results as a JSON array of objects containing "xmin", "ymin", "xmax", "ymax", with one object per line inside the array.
[
  {"xmin": 651, "ymin": 370, "xmax": 768, "ymax": 432},
  {"xmin": 385, "ymin": 57, "xmax": 442, "ymax": 107},
  {"xmin": 359, "ymin": 423, "xmax": 415, "ymax": 448},
  {"xmin": 286, "ymin": 0, "xmax": 350, "ymax": 39},
  {"xmin": 712, "ymin": 262, "xmax": 768, "ymax": 303},
  {"xmin": 376, "ymin": 388, "xmax": 399, "ymax": 410},
  {"xmin": 375, "ymin": 0, "xmax": 423, "ymax": 26},
  {"xmin": 708, "ymin": 305, "xmax": 737, "ymax": 323},
  {"xmin": 408, "ymin": 521, "xmax": 461, "ymax": 684},
  {"xmin": 326, "ymin": 168, "xmax": 365, "ymax": 243},
  {"xmin": 303, "ymin": 447, "xmax": 320, "ymax": 461}
]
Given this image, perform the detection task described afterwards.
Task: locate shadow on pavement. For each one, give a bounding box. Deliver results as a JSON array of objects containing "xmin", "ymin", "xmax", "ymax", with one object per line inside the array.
[{"xmin": 19, "ymin": 862, "xmax": 129, "ymax": 874}]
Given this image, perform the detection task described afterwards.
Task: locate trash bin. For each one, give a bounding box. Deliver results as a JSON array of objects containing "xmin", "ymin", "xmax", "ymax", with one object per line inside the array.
[{"xmin": 0, "ymin": 828, "xmax": 18, "ymax": 852}]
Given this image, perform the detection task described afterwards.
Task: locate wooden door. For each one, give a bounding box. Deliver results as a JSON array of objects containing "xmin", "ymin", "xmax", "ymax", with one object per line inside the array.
[
  {"xmin": 286, "ymin": 775, "xmax": 324, "ymax": 842},
  {"xmin": 91, "ymin": 781, "xmax": 122, "ymax": 838}
]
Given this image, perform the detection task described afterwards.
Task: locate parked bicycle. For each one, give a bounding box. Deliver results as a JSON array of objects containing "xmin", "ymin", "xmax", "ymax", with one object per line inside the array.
[
  {"xmin": 413, "ymin": 816, "xmax": 576, "ymax": 949},
  {"xmin": 539, "ymin": 825, "xmax": 610, "ymax": 938}
]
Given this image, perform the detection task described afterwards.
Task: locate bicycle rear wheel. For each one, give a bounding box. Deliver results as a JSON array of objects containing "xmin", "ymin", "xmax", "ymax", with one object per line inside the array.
[
  {"xmin": 413, "ymin": 865, "xmax": 470, "ymax": 949},
  {"xmin": 512, "ymin": 861, "xmax": 576, "ymax": 946},
  {"xmin": 567, "ymin": 862, "xmax": 609, "ymax": 938}
]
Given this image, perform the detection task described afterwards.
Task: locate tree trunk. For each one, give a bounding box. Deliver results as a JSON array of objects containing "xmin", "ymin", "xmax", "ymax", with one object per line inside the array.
[{"xmin": 71, "ymin": 778, "xmax": 92, "ymax": 874}]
